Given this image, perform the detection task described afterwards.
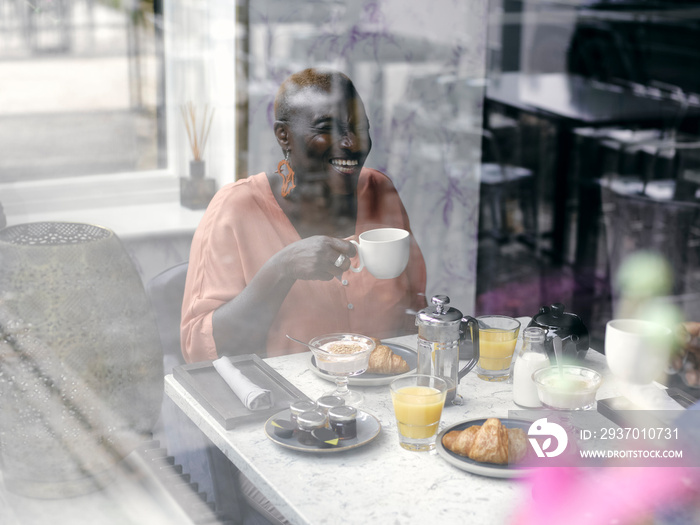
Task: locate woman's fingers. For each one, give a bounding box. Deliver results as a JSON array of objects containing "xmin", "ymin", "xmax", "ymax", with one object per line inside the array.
[
  {"xmin": 324, "ymin": 237, "xmax": 355, "ymax": 278},
  {"xmin": 283, "ymin": 236, "xmax": 356, "ymax": 281},
  {"xmin": 328, "ymin": 236, "xmax": 356, "ymax": 258},
  {"xmin": 331, "ymin": 252, "xmax": 351, "ymax": 272}
]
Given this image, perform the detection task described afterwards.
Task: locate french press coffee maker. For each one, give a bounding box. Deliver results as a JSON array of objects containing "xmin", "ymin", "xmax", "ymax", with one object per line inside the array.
[{"xmin": 415, "ymin": 295, "xmax": 480, "ymax": 405}]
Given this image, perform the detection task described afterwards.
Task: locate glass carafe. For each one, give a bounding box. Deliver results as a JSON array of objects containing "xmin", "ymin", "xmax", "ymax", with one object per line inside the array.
[{"xmin": 415, "ymin": 295, "xmax": 480, "ymax": 405}]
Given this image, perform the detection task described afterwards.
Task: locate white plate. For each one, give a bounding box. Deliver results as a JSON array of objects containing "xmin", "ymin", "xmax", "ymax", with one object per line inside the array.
[
  {"xmin": 264, "ymin": 408, "xmax": 381, "ymax": 453},
  {"xmin": 436, "ymin": 418, "xmax": 533, "ymax": 479},
  {"xmin": 308, "ymin": 342, "xmax": 417, "ymax": 386}
]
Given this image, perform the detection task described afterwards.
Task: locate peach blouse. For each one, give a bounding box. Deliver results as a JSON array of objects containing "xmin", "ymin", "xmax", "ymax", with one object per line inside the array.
[{"xmin": 181, "ymin": 169, "xmax": 426, "ymax": 363}]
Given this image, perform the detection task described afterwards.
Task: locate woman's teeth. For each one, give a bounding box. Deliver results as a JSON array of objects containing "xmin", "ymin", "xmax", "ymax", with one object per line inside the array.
[
  {"xmin": 331, "ymin": 159, "xmax": 358, "ymax": 167},
  {"xmin": 331, "ymin": 159, "xmax": 359, "ymax": 174}
]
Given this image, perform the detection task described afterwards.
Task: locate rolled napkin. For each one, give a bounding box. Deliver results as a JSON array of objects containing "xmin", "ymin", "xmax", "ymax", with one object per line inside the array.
[
  {"xmin": 622, "ymin": 382, "xmax": 685, "ymax": 411},
  {"xmin": 213, "ymin": 357, "xmax": 273, "ymax": 411}
]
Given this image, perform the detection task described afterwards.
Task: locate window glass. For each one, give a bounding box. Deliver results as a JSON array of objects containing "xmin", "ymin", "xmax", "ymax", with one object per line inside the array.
[
  {"xmin": 239, "ymin": 0, "xmax": 488, "ymax": 311},
  {"xmin": 0, "ymin": 0, "xmax": 164, "ymax": 183},
  {"xmin": 483, "ymin": 0, "xmax": 700, "ymax": 354}
]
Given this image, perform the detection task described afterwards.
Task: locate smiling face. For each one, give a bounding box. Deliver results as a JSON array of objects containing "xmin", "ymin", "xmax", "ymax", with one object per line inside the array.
[{"xmin": 276, "ymin": 85, "xmax": 372, "ymax": 195}]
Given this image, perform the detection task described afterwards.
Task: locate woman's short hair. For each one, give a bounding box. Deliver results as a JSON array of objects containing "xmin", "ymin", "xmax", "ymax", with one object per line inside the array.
[{"xmin": 274, "ymin": 68, "xmax": 357, "ymax": 123}]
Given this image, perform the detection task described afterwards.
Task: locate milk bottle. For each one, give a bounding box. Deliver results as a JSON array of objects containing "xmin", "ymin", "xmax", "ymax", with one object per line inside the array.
[{"xmin": 513, "ymin": 327, "xmax": 549, "ymax": 407}]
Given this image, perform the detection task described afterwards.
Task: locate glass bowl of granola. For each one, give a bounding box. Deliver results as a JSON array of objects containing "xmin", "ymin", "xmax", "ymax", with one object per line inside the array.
[{"xmin": 308, "ymin": 333, "xmax": 376, "ymax": 405}]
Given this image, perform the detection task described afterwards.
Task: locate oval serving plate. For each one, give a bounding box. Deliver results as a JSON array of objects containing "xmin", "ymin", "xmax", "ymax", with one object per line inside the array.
[
  {"xmin": 436, "ymin": 418, "xmax": 533, "ymax": 479},
  {"xmin": 264, "ymin": 408, "xmax": 381, "ymax": 453},
  {"xmin": 308, "ymin": 342, "xmax": 417, "ymax": 386}
]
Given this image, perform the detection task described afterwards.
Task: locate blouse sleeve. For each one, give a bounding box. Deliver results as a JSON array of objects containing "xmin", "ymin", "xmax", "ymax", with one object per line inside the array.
[{"xmin": 180, "ymin": 184, "xmax": 249, "ymax": 363}]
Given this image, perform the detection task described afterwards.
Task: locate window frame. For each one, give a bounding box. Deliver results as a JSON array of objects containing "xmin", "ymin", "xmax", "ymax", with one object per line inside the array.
[{"xmin": 1, "ymin": 0, "xmax": 236, "ymax": 223}]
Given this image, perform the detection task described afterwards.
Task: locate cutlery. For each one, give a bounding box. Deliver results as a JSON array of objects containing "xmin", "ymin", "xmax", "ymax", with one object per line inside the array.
[
  {"xmin": 286, "ymin": 334, "xmax": 317, "ymax": 351},
  {"xmin": 553, "ymin": 336, "xmax": 564, "ymax": 377}
]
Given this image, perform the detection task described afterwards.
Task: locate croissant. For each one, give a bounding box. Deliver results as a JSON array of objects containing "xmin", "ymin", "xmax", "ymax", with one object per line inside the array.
[
  {"xmin": 442, "ymin": 418, "xmax": 527, "ymax": 465},
  {"xmin": 506, "ymin": 428, "xmax": 528, "ymax": 464},
  {"xmin": 366, "ymin": 344, "xmax": 410, "ymax": 374}
]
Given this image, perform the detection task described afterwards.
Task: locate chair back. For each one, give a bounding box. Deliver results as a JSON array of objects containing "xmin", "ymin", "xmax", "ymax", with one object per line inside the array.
[
  {"xmin": 601, "ymin": 186, "xmax": 700, "ymax": 316},
  {"xmin": 146, "ymin": 261, "xmax": 189, "ymax": 373}
]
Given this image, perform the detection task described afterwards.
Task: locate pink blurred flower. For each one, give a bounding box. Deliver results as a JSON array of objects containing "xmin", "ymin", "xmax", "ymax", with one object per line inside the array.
[{"xmin": 513, "ymin": 466, "xmax": 700, "ymax": 525}]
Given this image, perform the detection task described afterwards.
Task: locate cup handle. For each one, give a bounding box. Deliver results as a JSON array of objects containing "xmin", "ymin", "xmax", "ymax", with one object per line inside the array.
[
  {"xmin": 348, "ymin": 239, "xmax": 363, "ymax": 273},
  {"xmin": 458, "ymin": 316, "xmax": 480, "ymax": 381}
]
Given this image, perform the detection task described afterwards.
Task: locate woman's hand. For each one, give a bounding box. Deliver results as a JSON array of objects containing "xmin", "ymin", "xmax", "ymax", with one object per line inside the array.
[
  {"xmin": 276, "ymin": 235, "xmax": 356, "ymax": 282},
  {"xmin": 212, "ymin": 235, "xmax": 355, "ymax": 356}
]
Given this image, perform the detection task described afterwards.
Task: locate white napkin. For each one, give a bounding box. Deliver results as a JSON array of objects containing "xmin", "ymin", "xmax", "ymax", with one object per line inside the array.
[
  {"xmin": 213, "ymin": 357, "xmax": 273, "ymax": 411},
  {"xmin": 621, "ymin": 382, "xmax": 685, "ymax": 411}
]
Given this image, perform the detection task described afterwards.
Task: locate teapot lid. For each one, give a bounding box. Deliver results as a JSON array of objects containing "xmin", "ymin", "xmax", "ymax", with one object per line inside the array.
[
  {"xmin": 531, "ymin": 303, "xmax": 584, "ymax": 331},
  {"xmin": 416, "ymin": 295, "xmax": 463, "ymax": 325}
]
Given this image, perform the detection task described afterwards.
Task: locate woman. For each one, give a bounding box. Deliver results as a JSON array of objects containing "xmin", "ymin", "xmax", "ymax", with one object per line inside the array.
[{"xmin": 181, "ymin": 68, "xmax": 426, "ymax": 363}]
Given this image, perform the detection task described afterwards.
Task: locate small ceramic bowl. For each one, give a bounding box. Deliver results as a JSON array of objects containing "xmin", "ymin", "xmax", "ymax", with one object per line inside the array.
[{"xmin": 532, "ymin": 365, "xmax": 602, "ymax": 410}]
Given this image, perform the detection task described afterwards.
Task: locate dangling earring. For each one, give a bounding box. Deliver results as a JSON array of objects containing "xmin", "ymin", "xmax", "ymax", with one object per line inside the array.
[{"xmin": 276, "ymin": 150, "xmax": 295, "ymax": 197}]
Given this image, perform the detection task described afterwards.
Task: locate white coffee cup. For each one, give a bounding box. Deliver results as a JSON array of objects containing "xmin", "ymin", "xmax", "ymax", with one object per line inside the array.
[
  {"xmin": 349, "ymin": 228, "xmax": 410, "ymax": 279},
  {"xmin": 605, "ymin": 319, "xmax": 673, "ymax": 385}
]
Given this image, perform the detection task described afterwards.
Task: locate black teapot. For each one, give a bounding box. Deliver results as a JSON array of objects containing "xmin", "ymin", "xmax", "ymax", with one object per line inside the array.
[{"xmin": 527, "ymin": 303, "xmax": 589, "ymax": 363}]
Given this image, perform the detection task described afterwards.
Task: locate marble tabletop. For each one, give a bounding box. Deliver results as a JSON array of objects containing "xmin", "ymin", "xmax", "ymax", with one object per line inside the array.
[{"xmin": 164, "ymin": 324, "xmax": 627, "ymax": 525}]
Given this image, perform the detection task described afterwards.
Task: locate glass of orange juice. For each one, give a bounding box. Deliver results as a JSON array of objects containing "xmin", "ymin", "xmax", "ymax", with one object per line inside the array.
[
  {"xmin": 390, "ymin": 375, "xmax": 448, "ymax": 451},
  {"xmin": 476, "ymin": 315, "xmax": 521, "ymax": 382}
]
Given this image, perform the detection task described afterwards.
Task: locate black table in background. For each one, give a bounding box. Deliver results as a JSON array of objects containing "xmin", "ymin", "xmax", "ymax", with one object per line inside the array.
[
  {"xmin": 486, "ymin": 72, "xmax": 697, "ymax": 262},
  {"xmin": 486, "ymin": 72, "xmax": 700, "ymax": 315},
  {"xmin": 485, "ymin": 72, "xmax": 700, "ymax": 329}
]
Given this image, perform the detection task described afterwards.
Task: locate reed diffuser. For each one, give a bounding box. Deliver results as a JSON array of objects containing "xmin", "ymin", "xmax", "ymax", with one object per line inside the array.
[
  {"xmin": 181, "ymin": 102, "xmax": 215, "ymax": 178},
  {"xmin": 179, "ymin": 102, "xmax": 217, "ymax": 209}
]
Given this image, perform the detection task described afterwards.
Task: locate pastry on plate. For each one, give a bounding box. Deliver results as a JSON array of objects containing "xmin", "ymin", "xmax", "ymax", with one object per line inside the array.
[
  {"xmin": 442, "ymin": 418, "xmax": 528, "ymax": 465},
  {"xmin": 366, "ymin": 342, "xmax": 410, "ymax": 374}
]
